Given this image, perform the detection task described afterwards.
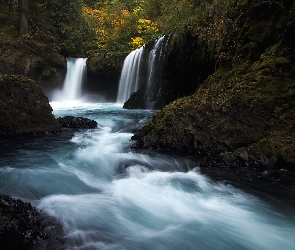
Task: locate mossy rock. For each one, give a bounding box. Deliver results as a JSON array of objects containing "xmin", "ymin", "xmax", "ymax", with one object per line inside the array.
[
  {"xmin": 133, "ymin": 46, "xmax": 295, "ymax": 169},
  {"xmin": 0, "ymin": 75, "xmax": 60, "ymax": 136}
]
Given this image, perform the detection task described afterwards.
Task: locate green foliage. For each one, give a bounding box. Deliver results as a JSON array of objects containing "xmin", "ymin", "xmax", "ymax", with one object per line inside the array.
[
  {"xmin": 0, "ymin": 0, "xmax": 263, "ymax": 56},
  {"xmin": 82, "ymin": 0, "xmax": 161, "ymax": 53},
  {"xmin": 35, "ymin": 0, "xmax": 93, "ymax": 56}
]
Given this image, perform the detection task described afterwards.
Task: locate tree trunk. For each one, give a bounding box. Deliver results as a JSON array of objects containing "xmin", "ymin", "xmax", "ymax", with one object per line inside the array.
[
  {"xmin": 19, "ymin": 0, "xmax": 28, "ymax": 46},
  {"xmin": 8, "ymin": 0, "xmax": 13, "ymax": 13}
]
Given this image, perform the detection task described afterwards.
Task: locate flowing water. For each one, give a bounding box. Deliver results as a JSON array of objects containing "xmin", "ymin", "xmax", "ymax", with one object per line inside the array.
[
  {"xmin": 0, "ymin": 102, "xmax": 295, "ymax": 250},
  {"xmin": 145, "ymin": 35, "xmax": 169, "ymax": 109},
  {"xmin": 117, "ymin": 48, "xmax": 144, "ymax": 104},
  {"xmin": 116, "ymin": 36, "xmax": 169, "ymax": 108},
  {"xmin": 53, "ymin": 58, "xmax": 88, "ymax": 102}
]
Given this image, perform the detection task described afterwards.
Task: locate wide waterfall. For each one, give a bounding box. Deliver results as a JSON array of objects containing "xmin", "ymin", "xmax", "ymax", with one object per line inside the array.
[
  {"xmin": 116, "ymin": 36, "xmax": 169, "ymax": 108},
  {"xmin": 116, "ymin": 47, "xmax": 144, "ymax": 104},
  {"xmin": 53, "ymin": 58, "xmax": 88, "ymax": 102}
]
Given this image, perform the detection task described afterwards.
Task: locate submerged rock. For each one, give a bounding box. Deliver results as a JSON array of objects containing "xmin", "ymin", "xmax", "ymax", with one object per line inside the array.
[
  {"xmin": 57, "ymin": 116, "xmax": 98, "ymax": 129},
  {"xmin": 0, "ymin": 75, "xmax": 61, "ymax": 137}
]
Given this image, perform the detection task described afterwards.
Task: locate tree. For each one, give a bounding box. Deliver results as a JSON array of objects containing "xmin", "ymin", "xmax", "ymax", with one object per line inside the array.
[
  {"xmin": 19, "ymin": 0, "xmax": 28, "ymax": 46},
  {"xmin": 36, "ymin": 0, "xmax": 92, "ymax": 55}
]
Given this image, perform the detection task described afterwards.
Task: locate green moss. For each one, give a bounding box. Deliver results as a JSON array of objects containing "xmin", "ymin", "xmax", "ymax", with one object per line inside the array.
[{"xmin": 135, "ymin": 29, "xmax": 295, "ymax": 168}]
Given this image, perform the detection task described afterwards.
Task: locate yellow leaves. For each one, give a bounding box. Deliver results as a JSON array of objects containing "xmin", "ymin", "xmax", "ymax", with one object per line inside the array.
[
  {"xmin": 130, "ymin": 36, "xmax": 144, "ymax": 49},
  {"xmin": 96, "ymin": 29, "xmax": 106, "ymax": 35},
  {"xmin": 83, "ymin": 6, "xmax": 106, "ymax": 23},
  {"xmin": 82, "ymin": 1, "xmax": 159, "ymax": 52},
  {"xmin": 137, "ymin": 18, "xmax": 158, "ymax": 33},
  {"xmin": 111, "ymin": 10, "xmax": 129, "ymax": 34},
  {"xmin": 133, "ymin": 6, "xmax": 144, "ymax": 16}
]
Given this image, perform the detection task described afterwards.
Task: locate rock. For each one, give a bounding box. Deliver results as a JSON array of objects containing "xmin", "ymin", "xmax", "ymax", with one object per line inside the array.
[
  {"xmin": 0, "ymin": 75, "xmax": 61, "ymax": 137},
  {"xmin": 122, "ymin": 33, "xmax": 215, "ymax": 110},
  {"xmin": 0, "ymin": 194, "xmax": 64, "ymax": 249},
  {"xmin": 87, "ymin": 52, "xmax": 126, "ymax": 80},
  {"xmin": 57, "ymin": 116, "xmax": 97, "ymax": 129},
  {"xmin": 132, "ymin": 1, "xmax": 295, "ymax": 171}
]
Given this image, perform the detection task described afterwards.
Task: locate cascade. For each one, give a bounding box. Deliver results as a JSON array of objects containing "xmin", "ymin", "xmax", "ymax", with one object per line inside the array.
[
  {"xmin": 146, "ymin": 36, "xmax": 169, "ymax": 108},
  {"xmin": 53, "ymin": 58, "xmax": 88, "ymax": 102},
  {"xmin": 116, "ymin": 36, "xmax": 169, "ymax": 108},
  {"xmin": 146, "ymin": 36, "xmax": 167, "ymax": 90},
  {"xmin": 116, "ymin": 47, "xmax": 144, "ymax": 104}
]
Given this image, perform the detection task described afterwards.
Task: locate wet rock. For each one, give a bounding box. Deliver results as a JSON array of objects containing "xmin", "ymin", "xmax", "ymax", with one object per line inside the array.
[
  {"xmin": 0, "ymin": 194, "xmax": 64, "ymax": 249},
  {"xmin": 0, "ymin": 75, "xmax": 61, "ymax": 137},
  {"xmin": 57, "ymin": 116, "xmax": 98, "ymax": 129}
]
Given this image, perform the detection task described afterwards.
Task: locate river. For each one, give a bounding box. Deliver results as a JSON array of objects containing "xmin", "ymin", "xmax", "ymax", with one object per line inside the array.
[{"xmin": 0, "ymin": 102, "xmax": 294, "ymax": 250}]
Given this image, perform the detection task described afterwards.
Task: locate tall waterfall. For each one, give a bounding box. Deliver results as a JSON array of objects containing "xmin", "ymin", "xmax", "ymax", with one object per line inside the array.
[
  {"xmin": 116, "ymin": 48, "xmax": 144, "ymax": 104},
  {"xmin": 146, "ymin": 36, "xmax": 169, "ymax": 109},
  {"xmin": 116, "ymin": 36, "xmax": 169, "ymax": 108},
  {"xmin": 146, "ymin": 36, "xmax": 167, "ymax": 90},
  {"xmin": 53, "ymin": 58, "xmax": 88, "ymax": 102}
]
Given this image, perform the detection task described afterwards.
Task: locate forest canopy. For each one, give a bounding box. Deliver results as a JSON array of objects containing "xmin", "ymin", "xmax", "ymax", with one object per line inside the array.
[{"xmin": 0, "ymin": 0, "xmax": 250, "ymax": 55}]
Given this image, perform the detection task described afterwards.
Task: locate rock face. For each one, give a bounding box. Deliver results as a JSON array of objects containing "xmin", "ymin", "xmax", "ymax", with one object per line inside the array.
[
  {"xmin": 132, "ymin": 0, "xmax": 295, "ymax": 170},
  {"xmin": 57, "ymin": 116, "xmax": 98, "ymax": 129},
  {"xmin": 0, "ymin": 75, "xmax": 60, "ymax": 137}
]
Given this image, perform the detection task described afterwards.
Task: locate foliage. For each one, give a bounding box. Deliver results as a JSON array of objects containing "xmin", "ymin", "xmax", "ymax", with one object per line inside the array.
[
  {"xmin": 35, "ymin": 0, "xmax": 93, "ymax": 56},
  {"xmin": 130, "ymin": 36, "xmax": 144, "ymax": 49},
  {"xmin": 82, "ymin": 0, "xmax": 160, "ymax": 53},
  {"xmin": 0, "ymin": 0, "xmax": 259, "ymax": 55}
]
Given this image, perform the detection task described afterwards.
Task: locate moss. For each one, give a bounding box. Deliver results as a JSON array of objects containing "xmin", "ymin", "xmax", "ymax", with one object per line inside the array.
[
  {"xmin": 133, "ymin": 8, "xmax": 295, "ymax": 168},
  {"xmin": 0, "ymin": 75, "xmax": 60, "ymax": 136}
]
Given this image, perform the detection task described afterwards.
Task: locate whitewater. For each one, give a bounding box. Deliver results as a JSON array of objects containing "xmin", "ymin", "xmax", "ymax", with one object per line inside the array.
[
  {"xmin": 1, "ymin": 55, "xmax": 295, "ymax": 249},
  {"xmin": 0, "ymin": 102, "xmax": 294, "ymax": 249}
]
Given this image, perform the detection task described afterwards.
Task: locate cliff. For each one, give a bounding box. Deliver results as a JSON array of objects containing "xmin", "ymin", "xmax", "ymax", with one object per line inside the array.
[
  {"xmin": 0, "ymin": 75, "xmax": 60, "ymax": 137},
  {"xmin": 132, "ymin": 0, "xmax": 295, "ymax": 170}
]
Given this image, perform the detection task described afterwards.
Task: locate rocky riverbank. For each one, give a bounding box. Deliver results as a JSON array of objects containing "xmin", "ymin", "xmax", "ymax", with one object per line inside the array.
[
  {"xmin": 132, "ymin": 0, "xmax": 295, "ymax": 173},
  {"xmin": 0, "ymin": 195, "xmax": 64, "ymax": 249}
]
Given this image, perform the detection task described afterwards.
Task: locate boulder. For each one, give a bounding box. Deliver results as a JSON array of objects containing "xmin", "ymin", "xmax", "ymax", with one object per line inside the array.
[
  {"xmin": 57, "ymin": 116, "xmax": 97, "ymax": 129},
  {"xmin": 0, "ymin": 75, "xmax": 60, "ymax": 137},
  {"xmin": 0, "ymin": 194, "xmax": 64, "ymax": 249}
]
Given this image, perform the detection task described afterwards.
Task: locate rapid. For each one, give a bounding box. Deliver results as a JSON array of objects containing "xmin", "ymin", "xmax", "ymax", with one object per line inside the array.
[{"xmin": 0, "ymin": 102, "xmax": 294, "ymax": 250}]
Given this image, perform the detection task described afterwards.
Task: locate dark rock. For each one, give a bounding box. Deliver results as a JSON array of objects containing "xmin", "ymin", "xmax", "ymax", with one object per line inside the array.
[
  {"xmin": 0, "ymin": 75, "xmax": 61, "ymax": 137},
  {"xmin": 0, "ymin": 194, "xmax": 64, "ymax": 249},
  {"xmin": 57, "ymin": 116, "xmax": 97, "ymax": 129},
  {"xmin": 87, "ymin": 52, "xmax": 127, "ymax": 80}
]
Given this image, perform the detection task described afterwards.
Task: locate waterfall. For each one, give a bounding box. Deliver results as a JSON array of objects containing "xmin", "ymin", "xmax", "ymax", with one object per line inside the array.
[
  {"xmin": 146, "ymin": 36, "xmax": 166, "ymax": 90},
  {"xmin": 146, "ymin": 36, "xmax": 169, "ymax": 108},
  {"xmin": 53, "ymin": 58, "xmax": 87, "ymax": 102},
  {"xmin": 116, "ymin": 47, "xmax": 144, "ymax": 104},
  {"xmin": 116, "ymin": 36, "xmax": 169, "ymax": 109}
]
